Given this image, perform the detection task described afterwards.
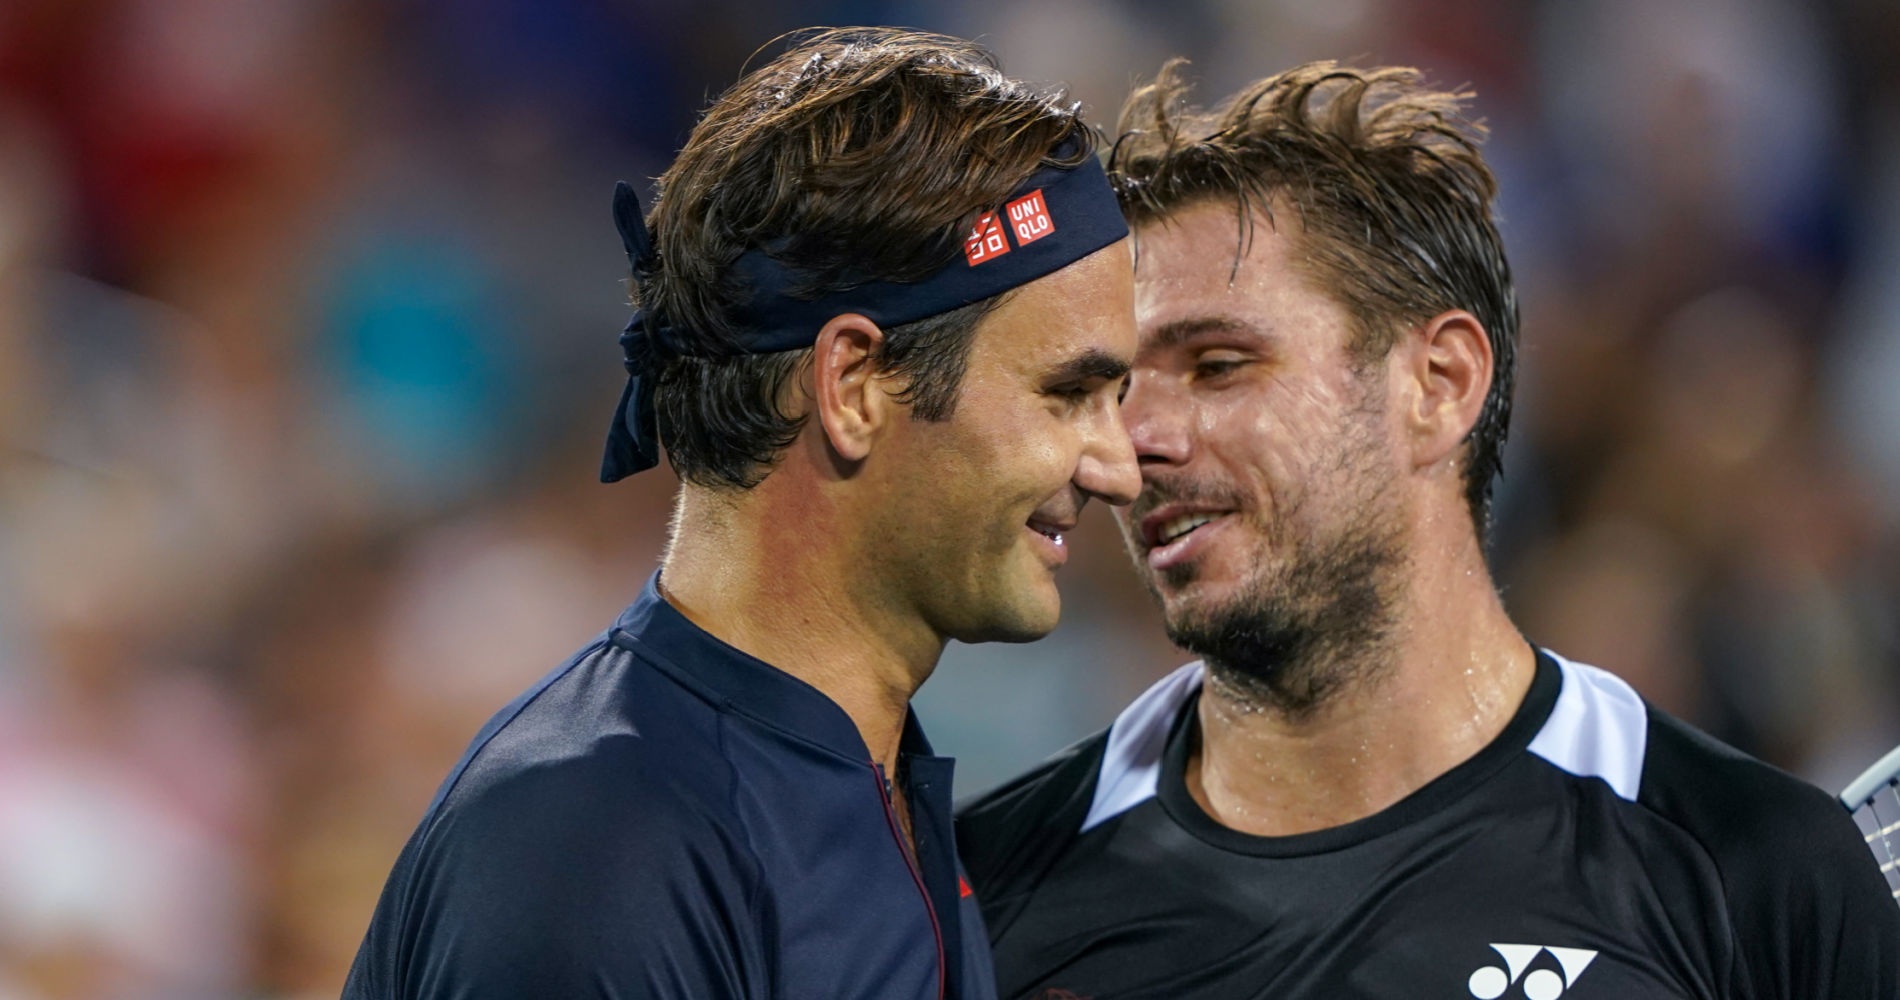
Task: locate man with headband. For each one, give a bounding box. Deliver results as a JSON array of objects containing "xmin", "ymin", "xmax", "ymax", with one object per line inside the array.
[{"xmin": 343, "ymin": 28, "xmax": 1138, "ymax": 1000}]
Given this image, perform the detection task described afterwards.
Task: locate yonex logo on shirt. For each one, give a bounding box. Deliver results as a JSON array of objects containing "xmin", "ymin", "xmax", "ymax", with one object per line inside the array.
[{"xmin": 1467, "ymin": 944, "xmax": 1597, "ymax": 999}]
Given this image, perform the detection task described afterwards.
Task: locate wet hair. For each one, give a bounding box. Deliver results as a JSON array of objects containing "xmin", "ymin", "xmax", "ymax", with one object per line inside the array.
[
  {"xmin": 1111, "ymin": 60, "xmax": 1518, "ymax": 534},
  {"xmin": 637, "ymin": 27, "xmax": 1094, "ymax": 489}
]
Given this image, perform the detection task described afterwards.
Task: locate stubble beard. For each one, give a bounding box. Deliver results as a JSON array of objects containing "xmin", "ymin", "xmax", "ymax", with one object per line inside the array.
[
  {"xmin": 1163, "ymin": 502, "xmax": 1406, "ymax": 719},
  {"xmin": 1137, "ymin": 421, "xmax": 1409, "ymax": 720}
]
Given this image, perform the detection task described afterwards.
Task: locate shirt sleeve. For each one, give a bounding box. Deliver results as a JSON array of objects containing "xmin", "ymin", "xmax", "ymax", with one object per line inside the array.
[
  {"xmin": 1638, "ymin": 713, "xmax": 1900, "ymax": 998},
  {"xmin": 1720, "ymin": 790, "xmax": 1900, "ymax": 999},
  {"xmin": 344, "ymin": 741, "xmax": 767, "ymax": 1000}
]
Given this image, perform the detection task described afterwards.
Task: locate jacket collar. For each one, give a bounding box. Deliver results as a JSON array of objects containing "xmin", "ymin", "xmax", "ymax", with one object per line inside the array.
[{"xmin": 610, "ymin": 572, "xmax": 939, "ymax": 763}]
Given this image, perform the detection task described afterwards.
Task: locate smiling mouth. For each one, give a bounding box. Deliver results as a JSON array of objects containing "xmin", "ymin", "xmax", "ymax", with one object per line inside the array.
[
  {"xmin": 1026, "ymin": 510, "xmax": 1074, "ymax": 549},
  {"xmin": 1155, "ymin": 512, "xmax": 1223, "ymax": 546}
]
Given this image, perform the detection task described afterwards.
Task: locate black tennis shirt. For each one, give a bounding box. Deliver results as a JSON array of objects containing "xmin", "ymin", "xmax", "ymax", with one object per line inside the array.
[
  {"xmin": 957, "ymin": 649, "xmax": 1900, "ymax": 999},
  {"xmin": 345, "ymin": 574, "xmax": 997, "ymax": 999}
]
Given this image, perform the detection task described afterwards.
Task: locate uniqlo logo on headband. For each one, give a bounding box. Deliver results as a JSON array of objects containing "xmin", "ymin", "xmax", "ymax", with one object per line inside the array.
[
  {"xmin": 1007, "ymin": 189, "xmax": 1055, "ymax": 246},
  {"xmin": 964, "ymin": 212, "xmax": 1010, "ymax": 266}
]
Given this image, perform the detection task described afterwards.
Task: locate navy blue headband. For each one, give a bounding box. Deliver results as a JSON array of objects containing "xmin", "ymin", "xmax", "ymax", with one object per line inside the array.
[{"xmin": 600, "ymin": 151, "xmax": 1129, "ymax": 482}]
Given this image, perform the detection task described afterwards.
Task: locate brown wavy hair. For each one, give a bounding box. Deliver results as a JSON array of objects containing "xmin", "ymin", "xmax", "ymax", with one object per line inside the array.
[
  {"xmin": 1111, "ymin": 60, "xmax": 1518, "ymax": 535},
  {"xmin": 636, "ymin": 27, "xmax": 1094, "ymax": 489}
]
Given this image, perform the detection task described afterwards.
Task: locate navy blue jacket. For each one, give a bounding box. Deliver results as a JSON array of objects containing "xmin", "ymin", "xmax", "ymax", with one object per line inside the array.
[{"xmin": 343, "ymin": 575, "xmax": 998, "ymax": 999}]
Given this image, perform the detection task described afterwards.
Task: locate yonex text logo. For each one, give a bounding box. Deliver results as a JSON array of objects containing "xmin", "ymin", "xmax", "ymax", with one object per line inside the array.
[
  {"xmin": 1467, "ymin": 944, "xmax": 1597, "ymax": 999},
  {"xmin": 963, "ymin": 212, "xmax": 1010, "ymax": 266}
]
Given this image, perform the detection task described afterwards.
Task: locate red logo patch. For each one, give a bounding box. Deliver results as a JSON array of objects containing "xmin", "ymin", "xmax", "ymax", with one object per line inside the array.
[
  {"xmin": 1006, "ymin": 189, "xmax": 1055, "ymax": 246},
  {"xmin": 963, "ymin": 212, "xmax": 1010, "ymax": 266},
  {"xmin": 958, "ymin": 876, "xmax": 973, "ymax": 898}
]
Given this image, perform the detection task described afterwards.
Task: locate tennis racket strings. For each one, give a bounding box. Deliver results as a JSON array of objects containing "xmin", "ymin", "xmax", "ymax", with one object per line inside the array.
[{"xmin": 1841, "ymin": 745, "xmax": 1900, "ymax": 903}]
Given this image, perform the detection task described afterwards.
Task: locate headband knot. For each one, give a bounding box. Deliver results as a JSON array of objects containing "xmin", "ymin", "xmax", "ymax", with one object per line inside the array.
[{"xmin": 602, "ymin": 182, "xmax": 666, "ymax": 478}]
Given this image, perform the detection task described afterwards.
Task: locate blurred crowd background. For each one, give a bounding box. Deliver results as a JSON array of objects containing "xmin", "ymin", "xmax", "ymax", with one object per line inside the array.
[{"xmin": 2, "ymin": 0, "xmax": 1899, "ymax": 995}]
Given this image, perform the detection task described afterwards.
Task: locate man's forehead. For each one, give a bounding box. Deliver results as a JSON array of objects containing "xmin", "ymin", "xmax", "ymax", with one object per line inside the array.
[
  {"xmin": 1132, "ymin": 206, "xmax": 1344, "ymax": 340},
  {"xmin": 970, "ymin": 237, "xmax": 1137, "ymax": 368},
  {"xmin": 1133, "ymin": 202, "xmax": 1297, "ymax": 288},
  {"xmin": 1132, "ymin": 229, "xmax": 1365, "ymax": 366}
]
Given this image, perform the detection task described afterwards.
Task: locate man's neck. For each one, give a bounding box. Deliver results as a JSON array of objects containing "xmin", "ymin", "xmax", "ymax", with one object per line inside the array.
[
  {"xmin": 658, "ymin": 482, "xmax": 942, "ymax": 777},
  {"xmin": 1186, "ymin": 531, "xmax": 1535, "ymax": 838}
]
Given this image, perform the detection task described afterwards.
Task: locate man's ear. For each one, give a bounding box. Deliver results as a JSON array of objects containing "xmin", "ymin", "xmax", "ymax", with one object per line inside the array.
[
  {"xmin": 811, "ymin": 313, "xmax": 892, "ymax": 464},
  {"xmin": 1403, "ymin": 309, "xmax": 1493, "ymax": 469}
]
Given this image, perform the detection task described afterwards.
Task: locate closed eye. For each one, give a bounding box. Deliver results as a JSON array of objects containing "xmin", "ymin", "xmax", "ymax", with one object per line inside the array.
[
  {"xmin": 1048, "ymin": 377, "xmax": 1114, "ymax": 404},
  {"xmin": 1194, "ymin": 353, "xmax": 1251, "ymax": 380},
  {"xmin": 1041, "ymin": 349, "xmax": 1132, "ymax": 406}
]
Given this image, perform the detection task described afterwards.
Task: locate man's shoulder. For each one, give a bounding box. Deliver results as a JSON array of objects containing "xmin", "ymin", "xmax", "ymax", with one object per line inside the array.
[
  {"xmin": 954, "ymin": 726, "xmax": 1111, "ymax": 933},
  {"xmin": 1527, "ymin": 650, "xmax": 1845, "ymax": 846},
  {"xmin": 364, "ymin": 626, "xmax": 743, "ymax": 930},
  {"xmin": 1635, "ymin": 702, "xmax": 1856, "ymax": 869},
  {"xmin": 957, "ymin": 661, "xmax": 1205, "ymax": 932},
  {"xmin": 1630, "ymin": 699, "xmax": 1900, "ymax": 994},
  {"xmin": 429, "ymin": 633, "xmax": 738, "ymax": 848},
  {"xmin": 958, "ymin": 661, "xmax": 1206, "ymax": 851},
  {"xmin": 345, "ymin": 635, "xmax": 765, "ymax": 999},
  {"xmin": 957, "ymin": 727, "xmax": 1112, "ymax": 850},
  {"xmin": 1535, "ymin": 651, "xmax": 1896, "ymax": 966}
]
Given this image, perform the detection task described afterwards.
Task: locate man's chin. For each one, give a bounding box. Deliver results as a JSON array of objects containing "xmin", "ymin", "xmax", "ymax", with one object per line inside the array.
[
  {"xmin": 1157, "ymin": 593, "xmax": 1218, "ymax": 644},
  {"xmin": 957, "ymin": 612, "xmax": 1058, "ymax": 645},
  {"xmin": 1150, "ymin": 565, "xmax": 1242, "ymax": 615},
  {"xmin": 1153, "ymin": 578, "xmax": 1268, "ymax": 645},
  {"xmin": 948, "ymin": 573, "xmax": 1061, "ymax": 645},
  {"xmin": 995, "ymin": 586, "xmax": 1062, "ymax": 643}
]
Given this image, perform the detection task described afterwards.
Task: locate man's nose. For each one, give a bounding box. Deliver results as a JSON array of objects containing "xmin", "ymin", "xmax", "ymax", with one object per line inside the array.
[
  {"xmin": 1076, "ymin": 393, "xmax": 1141, "ymax": 506},
  {"xmin": 1121, "ymin": 370, "xmax": 1191, "ymax": 468}
]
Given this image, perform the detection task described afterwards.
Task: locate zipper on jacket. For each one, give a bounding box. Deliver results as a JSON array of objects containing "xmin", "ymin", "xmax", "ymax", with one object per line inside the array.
[{"xmin": 874, "ymin": 762, "xmax": 946, "ymax": 1000}]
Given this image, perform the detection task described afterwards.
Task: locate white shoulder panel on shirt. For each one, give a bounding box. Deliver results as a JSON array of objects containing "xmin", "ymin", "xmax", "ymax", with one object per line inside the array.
[
  {"xmin": 1082, "ymin": 651, "xmax": 1648, "ymax": 831},
  {"xmin": 1527, "ymin": 650, "xmax": 1650, "ymax": 802},
  {"xmin": 1081, "ymin": 661, "xmax": 1205, "ymax": 833}
]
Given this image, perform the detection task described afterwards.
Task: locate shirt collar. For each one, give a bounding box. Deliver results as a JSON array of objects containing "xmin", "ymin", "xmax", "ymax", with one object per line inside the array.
[{"xmin": 610, "ymin": 571, "xmax": 939, "ymax": 763}]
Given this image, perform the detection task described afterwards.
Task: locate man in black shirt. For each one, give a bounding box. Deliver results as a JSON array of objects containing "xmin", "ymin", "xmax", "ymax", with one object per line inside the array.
[
  {"xmin": 957, "ymin": 61, "xmax": 1900, "ymax": 999},
  {"xmin": 345, "ymin": 28, "xmax": 1142, "ymax": 1000}
]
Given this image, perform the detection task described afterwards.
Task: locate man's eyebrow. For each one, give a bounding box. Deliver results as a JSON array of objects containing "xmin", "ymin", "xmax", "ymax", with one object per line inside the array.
[
  {"xmin": 1146, "ymin": 315, "xmax": 1260, "ymax": 351},
  {"xmin": 1041, "ymin": 348, "xmax": 1132, "ymax": 384}
]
